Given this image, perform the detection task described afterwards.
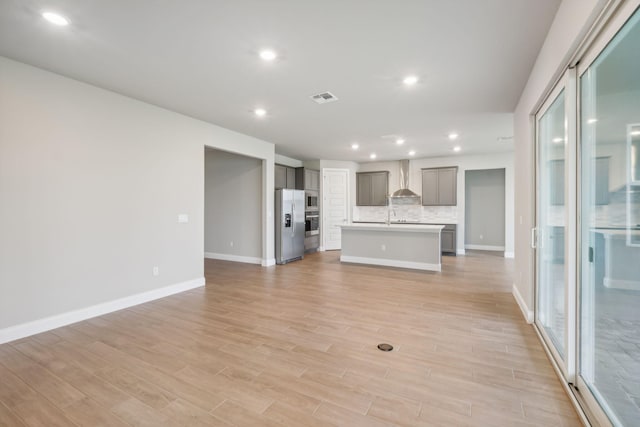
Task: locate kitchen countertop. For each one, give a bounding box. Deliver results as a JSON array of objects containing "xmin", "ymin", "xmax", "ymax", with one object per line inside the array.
[
  {"xmin": 353, "ymin": 220, "xmax": 458, "ymax": 225},
  {"xmin": 340, "ymin": 223, "xmax": 444, "ymax": 232}
]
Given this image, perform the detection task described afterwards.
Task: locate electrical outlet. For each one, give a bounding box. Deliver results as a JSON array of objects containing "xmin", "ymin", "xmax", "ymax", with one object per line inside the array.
[
  {"xmin": 178, "ymin": 214, "xmax": 189, "ymax": 223},
  {"xmin": 230, "ymin": 241, "xmax": 234, "ymax": 247},
  {"xmin": 381, "ymin": 244, "xmax": 386, "ymax": 251},
  {"xmin": 152, "ymin": 266, "xmax": 159, "ymax": 276},
  {"xmin": 479, "ymin": 234, "xmax": 484, "ymax": 240}
]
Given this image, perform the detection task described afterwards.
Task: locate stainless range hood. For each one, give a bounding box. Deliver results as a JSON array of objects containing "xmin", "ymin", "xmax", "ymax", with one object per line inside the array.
[{"xmin": 390, "ymin": 159, "xmax": 420, "ymax": 204}]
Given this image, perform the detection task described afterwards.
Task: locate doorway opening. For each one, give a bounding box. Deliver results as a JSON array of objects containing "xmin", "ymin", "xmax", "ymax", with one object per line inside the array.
[
  {"xmin": 464, "ymin": 168, "xmax": 506, "ymax": 254},
  {"xmin": 204, "ymin": 147, "xmax": 263, "ymax": 264}
]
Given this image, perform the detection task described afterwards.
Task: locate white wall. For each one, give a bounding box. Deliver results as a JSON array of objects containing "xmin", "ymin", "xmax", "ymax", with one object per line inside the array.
[
  {"xmin": 513, "ymin": 0, "xmax": 606, "ymax": 318},
  {"xmin": 0, "ymin": 56, "xmax": 275, "ymax": 336},
  {"xmin": 357, "ymin": 153, "xmax": 514, "ymax": 256},
  {"xmin": 205, "ymin": 149, "xmax": 262, "ymax": 263}
]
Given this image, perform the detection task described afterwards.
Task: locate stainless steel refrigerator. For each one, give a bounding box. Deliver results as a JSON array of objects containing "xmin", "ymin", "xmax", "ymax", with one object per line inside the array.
[{"xmin": 275, "ymin": 189, "xmax": 305, "ymax": 264}]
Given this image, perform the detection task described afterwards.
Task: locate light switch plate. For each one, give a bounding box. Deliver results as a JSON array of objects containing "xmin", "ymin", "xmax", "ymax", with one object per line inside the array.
[{"xmin": 178, "ymin": 214, "xmax": 189, "ymax": 223}]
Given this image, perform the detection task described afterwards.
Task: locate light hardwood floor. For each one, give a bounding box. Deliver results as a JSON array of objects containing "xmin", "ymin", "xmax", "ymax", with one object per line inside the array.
[{"xmin": 0, "ymin": 251, "xmax": 581, "ymax": 426}]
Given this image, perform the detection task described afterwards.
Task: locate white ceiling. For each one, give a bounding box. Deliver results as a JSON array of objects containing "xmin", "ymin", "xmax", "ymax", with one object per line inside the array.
[{"xmin": 0, "ymin": 0, "xmax": 561, "ymax": 162}]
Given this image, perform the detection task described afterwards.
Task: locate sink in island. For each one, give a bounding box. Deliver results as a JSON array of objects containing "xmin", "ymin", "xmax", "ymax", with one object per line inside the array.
[{"xmin": 339, "ymin": 223, "xmax": 444, "ymax": 271}]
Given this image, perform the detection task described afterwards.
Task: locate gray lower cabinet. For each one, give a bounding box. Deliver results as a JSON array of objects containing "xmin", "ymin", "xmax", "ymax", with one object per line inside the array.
[
  {"xmin": 424, "ymin": 223, "xmax": 456, "ymax": 255},
  {"xmin": 441, "ymin": 224, "xmax": 457, "ymax": 255},
  {"xmin": 356, "ymin": 171, "xmax": 389, "ymax": 206},
  {"xmin": 422, "ymin": 167, "xmax": 458, "ymax": 206},
  {"xmin": 275, "ymin": 164, "xmax": 297, "ymax": 189}
]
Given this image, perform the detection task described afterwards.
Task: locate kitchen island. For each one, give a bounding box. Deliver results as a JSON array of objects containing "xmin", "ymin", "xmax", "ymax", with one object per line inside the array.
[{"xmin": 339, "ymin": 223, "xmax": 444, "ymax": 271}]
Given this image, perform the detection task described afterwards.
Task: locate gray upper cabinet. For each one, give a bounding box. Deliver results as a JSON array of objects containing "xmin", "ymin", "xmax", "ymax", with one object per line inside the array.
[
  {"xmin": 421, "ymin": 169, "xmax": 439, "ymax": 205},
  {"xmin": 370, "ymin": 172, "xmax": 389, "ymax": 206},
  {"xmin": 422, "ymin": 167, "xmax": 458, "ymax": 206},
  {"xmin": 287, "ymin": 167, "xmax": 296, "ymax": 189},
  {"xmin": 275, "ymin": 164, "xmax": 297, "ymax": 189},
  {"xmin": 356, "ymin": 171, "xmax": 389, "ymax": 206},
  {"xmin": 296, "ymin": 168, "xmax": 320, "ymax": 191},
  {"xmin": 275, "ymin": 165, "xmax": 287, "ymax": 189},
  {"xmin": 357, "ymin": 173, "xmax": 373, "ymax": 206},
  {"xmin": 307, "ymin": 169, "xmax": 320, "ymax": 190}
]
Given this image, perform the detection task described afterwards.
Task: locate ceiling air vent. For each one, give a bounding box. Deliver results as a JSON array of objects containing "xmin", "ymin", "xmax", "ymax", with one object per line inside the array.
[{"xmin": 310, "ymin": 91, "xmax": 338, "ymax": 104}]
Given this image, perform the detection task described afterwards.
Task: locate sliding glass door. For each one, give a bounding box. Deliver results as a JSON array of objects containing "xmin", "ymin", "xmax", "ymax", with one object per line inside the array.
[
  {"xmin": 578, "ymin": 6, "xmax": 640, "ymax": 426},
  {"xmin": 532, "ymin": 4, "xmax": 640, "ymax": 425},
  {"xmin": 535, "ymin": 84, "xmax": 569, "ymax": 368}
]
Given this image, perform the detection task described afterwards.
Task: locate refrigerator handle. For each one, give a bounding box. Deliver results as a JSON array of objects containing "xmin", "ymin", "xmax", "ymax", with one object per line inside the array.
[{"xmin": 292, "ymin": 203, "xmax": 295, "ymax": 237}]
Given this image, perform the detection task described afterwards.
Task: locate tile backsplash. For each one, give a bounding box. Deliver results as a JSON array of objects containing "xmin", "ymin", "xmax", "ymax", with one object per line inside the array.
[{"xmin": 353, "ymin": 205, "xmax": 458, "ymax": 224}]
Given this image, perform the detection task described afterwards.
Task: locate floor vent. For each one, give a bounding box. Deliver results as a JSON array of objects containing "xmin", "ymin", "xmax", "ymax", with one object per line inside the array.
[
  {"xmin": 377, "ymin": 343, "xmax": 393, "ymax": 352},
  {"xmin": 310, "ymin": 91, "xmax": 338, "ymax": 104}
]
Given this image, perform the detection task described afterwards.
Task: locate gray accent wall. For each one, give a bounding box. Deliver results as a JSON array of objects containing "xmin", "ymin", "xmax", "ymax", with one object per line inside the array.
[
  {"xmin": 465, "ymin": 169, "xmax": 506, "ymax": 248},
  {"xmin": 205, "ymin": 149, "xmax": 262, "ymax": 259}
]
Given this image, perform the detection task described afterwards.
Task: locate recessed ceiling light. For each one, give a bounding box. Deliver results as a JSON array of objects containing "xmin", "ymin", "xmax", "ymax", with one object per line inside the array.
[
  {"xmin": 259, "ymin": 49, "xmax": 277, "ymax": 61},
  {"xmin": 587, "ymin": 118, "xmax": 598, "ymax": 124},
  {"xmin": 408, "ymin": 150, "xmax": 416, "ymax": 156},
  {"xmin": 453, "ymin": 146, "xmax": 461, "ymax": 152},
  {"xmin": 448, "ymin": 132, "xmax": 459, "ymax": 140},
  {"xmin": 42, "ymin": 11, "xmax": 69, "ymax": 26},
  {"xmin": 370, "ymin": 153, "xmax": 377, "ymax": 159},
  {"xmin": 552, "ymin": 137, "xmax": 564, "ymax": 143},
  {"xmin": 403, "ymin": 75, "xmax": 418, "ymax": 86},
  {"xmin": 351, "ymin": 143, "xmax": 359, "ymax": 150},
  {"xmin": 396, "ymin": 138, "xmax": 405, "ymax": 145},
  {"xmin": 254, "ymin": 108, "xmax": 267, "ymax": 117}
]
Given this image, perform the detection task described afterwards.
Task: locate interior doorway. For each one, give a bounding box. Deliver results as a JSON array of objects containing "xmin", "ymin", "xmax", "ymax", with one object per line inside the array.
[
  {"xmin": 204, "ymin": 147, "xmax": 263, "ymax": 264},
  {"xmin": 464, "ymin": 168, "xmax": 506, "ymax": 253}
]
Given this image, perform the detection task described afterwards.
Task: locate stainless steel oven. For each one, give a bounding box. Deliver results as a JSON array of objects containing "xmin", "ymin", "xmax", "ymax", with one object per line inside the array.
[
  {"xmin": 305, "ymin": 211, "xmax": 319, "ymax": 236},
  {"xmin": 305, "ymin": 190, "xmax": 318, "ymax": 211}
]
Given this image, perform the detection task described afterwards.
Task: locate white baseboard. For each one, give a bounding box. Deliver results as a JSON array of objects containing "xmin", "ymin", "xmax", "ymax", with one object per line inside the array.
[
  {"xmin": 465, "ymin": 244, "xmax": 506, "ymax": 251},
  {"xmin": 204, "ymin": 252, "xmax": 261, "ymax": 265},
  {"xmin": 261, "ymin": 258, "xmax": 276, "ymax": 267},
  {"xmin": 0, "ymin": 277, "xmax": 205, "ymax": 345},
  {"xmin": 318, "ymin": 246, "xmax": 326, "ymax": 252},
  {"xmin": 512, "ymin": 283, "xmax": 534, "ymax": 324},
  {"xmin": 504, "ymin": 251, "xmax": 515, "ymax": 259},
  {"xmin": 604, "ymin": 277, "xmax": 640, "ymax": 291},
  {"xmin": 340, "ymin": 255, "xmax": 441, "ymax": 272},
  {"xmin": 456, "ymin": 249, "xmax": 465, "ymax": 255}
]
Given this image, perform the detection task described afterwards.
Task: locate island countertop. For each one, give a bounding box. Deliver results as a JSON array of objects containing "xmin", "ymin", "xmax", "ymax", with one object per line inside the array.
[{"xmin": 340, "ymin": 223, "xmax": 444, "ymax": 232}]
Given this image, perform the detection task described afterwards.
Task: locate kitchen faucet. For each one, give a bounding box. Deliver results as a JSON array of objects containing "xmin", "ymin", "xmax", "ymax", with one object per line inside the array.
[{"xmin": 386, "ymin": 205, "xmax": 396, "ymax": 225}]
